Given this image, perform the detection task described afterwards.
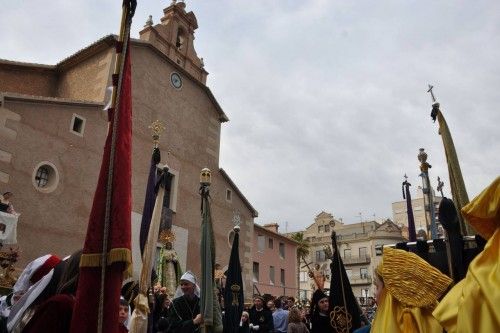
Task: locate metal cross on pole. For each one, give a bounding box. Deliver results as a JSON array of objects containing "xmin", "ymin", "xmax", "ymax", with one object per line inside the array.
[
  {"xmin": 427, "ymin": 84, "xmax": 437, "ymax": 102},
  {"xmin": 437, "ymin": 176, "xmax": 445, "ymax": 197}
]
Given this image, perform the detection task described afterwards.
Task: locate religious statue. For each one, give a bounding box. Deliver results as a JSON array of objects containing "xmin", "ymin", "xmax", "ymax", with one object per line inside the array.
[
  {"xmin": 156, "ymin": 241, "xmax": 182, "ymax": 298},
  {"xmin": 309, "ymin": 263, "xmax": 326, "ymax": 291},
  {"xmin": 214, "ymin": 263, "xmax": 226, "ymax": 290}
]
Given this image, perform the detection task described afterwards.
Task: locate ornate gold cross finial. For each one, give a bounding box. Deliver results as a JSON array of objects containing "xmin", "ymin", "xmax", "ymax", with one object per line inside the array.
[{"xmin": 149, "ymin": 120, "xmax": 165, "ymax": 147}]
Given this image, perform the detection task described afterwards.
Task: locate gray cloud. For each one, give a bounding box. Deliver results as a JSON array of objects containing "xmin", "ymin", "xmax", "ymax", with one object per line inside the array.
[{"xmin": 1, "ymin": 0, "xmax": 499, "ymax": 231}]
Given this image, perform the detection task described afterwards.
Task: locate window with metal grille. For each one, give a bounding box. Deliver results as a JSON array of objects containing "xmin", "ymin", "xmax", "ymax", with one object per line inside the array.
[{"xmin": 35, "ymin": 166, "xmax": 50, "ymax": 187}]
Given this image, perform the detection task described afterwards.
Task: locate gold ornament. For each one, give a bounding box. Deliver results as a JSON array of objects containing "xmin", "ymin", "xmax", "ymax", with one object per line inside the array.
[
  {"xmin": 148, "ymin": 120, "xmax": 165, "ymax": 146},
  {"xmin": 329, "ymin": 306, "xmax": 352, "ymax": 333},
  {"xmin": 230, "ymin": 284, "xmax": 241, "ymax": 306},
  {"xmin": 200, "ymin": 167, "xmax": 211, "ymax": 185},
  {"xmin": 159, "ymin": 229, "xmax": 176, "ymax": 244}
]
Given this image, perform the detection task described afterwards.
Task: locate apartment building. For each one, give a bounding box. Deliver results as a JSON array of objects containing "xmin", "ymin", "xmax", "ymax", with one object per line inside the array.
[
  {"xmin": 252, "ymin": 223, "xmax": 298, "ymax": 298},
  {"xmin": 297, "ymin": 212, "xmax": 404, "ymax": 303}
]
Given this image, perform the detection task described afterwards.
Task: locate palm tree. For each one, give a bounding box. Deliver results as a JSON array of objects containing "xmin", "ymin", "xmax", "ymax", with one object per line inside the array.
[{"xmin": 290, "ymin": 232, "xmax": 310, "ymax": 300}]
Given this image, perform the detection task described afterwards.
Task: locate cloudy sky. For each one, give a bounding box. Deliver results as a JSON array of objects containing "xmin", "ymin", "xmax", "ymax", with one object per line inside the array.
[{"xmin": 1, "ymin": 1, "xmax": 499, "ymax": 231}]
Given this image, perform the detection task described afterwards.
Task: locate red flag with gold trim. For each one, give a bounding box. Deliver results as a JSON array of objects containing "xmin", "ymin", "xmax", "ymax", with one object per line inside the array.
[{"xmin": 70, "ymin": 2, "xmax": 135, "ymax": 330}]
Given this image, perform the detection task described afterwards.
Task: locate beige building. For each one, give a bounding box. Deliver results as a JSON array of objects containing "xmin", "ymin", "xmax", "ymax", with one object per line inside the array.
[
  {"xmin": 0, "ymin": 2, "xmax": 258, "ymax": 294},
  {"xmin": 392, "ymin": 187, "xmax": 443, "ymax": 239},
  {"xmin": 298, "ymin": 212, "xmax": 405, "ymax": 303}
]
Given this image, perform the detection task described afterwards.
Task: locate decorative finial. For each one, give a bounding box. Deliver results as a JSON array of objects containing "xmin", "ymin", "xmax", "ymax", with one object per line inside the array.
[
  {"xmin": 200, "ymin": 57, "xmax": 205, "ymax": 68},
  {"xmin": 200, "ymin": 167, "xmax": 211, "ymax": 185},
  {"xmin": 170, "ymin": 0, "xmax": 177, "ymax": 5},
  {"xmin": 145, "ymin": 15, "xmax": 153, "ymax": 27},
  {"xmin": 233, "ymin": 211, "xmax": 241, "ymax": 232},
  {"xmin": 402, "ymin": 174, "xmax": 411, "ymax": 199},
  {"xmin": 428, "ymin": 84, "xmax": 441, "ymax": 122},
  {"xmin": 427, "ymin": 84, "xmax": 436, "ymax": 103},
  {"xmin": 177, "ymin": 0, "xmax": 186, "ymax": 10},
  {"xmin": 149, "ymin": 120, "xmax": 165, "ymax": 147},
  {"xmin": 417, "ymin": 148, "xmax": 427, "ymax": 163},
  {"xmin": 418, "ymin": 148, "xmax": 431, "ymax": 172},
  {"xmin": 437, "ymin": 176, "xmax": 444, "ymax": 197}
]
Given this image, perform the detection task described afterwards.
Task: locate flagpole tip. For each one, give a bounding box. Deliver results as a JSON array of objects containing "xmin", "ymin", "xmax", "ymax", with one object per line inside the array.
[{"xmin": 200, "ymin": 168, "xmax": 211, "ymax": 185}]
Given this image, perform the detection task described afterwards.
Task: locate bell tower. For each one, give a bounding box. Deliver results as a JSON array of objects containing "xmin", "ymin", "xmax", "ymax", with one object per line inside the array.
[{"xmin": 139, "ymin": 1, "xmax": 208, "ymax": 84}]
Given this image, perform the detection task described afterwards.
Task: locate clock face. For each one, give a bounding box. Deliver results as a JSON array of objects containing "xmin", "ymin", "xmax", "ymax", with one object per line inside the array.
[{"xmin": 170, "ymin": 72, "xmax": 182, "ymax": 89}]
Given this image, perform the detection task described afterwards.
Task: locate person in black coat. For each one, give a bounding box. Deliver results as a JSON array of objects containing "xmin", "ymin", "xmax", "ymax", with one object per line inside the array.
[
  {"xmin": 310, "ymin": 289, "xmax": 334, "ymax": 333},
  {"xmin": 167, "ymin": 272, "xmax": 203, "ymax": 333},
  {"xmin": 248, "ymin": 295, "xmax": 274, "ymax": 332}
]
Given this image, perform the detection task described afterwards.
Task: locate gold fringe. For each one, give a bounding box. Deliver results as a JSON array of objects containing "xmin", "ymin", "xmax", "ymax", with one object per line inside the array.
[{"xmin": 80, "ymin": 248, "xmax": 133, "ymax": 279}]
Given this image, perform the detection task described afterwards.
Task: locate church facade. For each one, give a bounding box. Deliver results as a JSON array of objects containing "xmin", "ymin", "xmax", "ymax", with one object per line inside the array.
[{"xmin": 0, "ymin": 2, "xmax": 257, "ymax": 296}]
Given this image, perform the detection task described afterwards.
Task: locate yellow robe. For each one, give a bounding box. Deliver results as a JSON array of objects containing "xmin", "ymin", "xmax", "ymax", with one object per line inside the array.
[
  {"xmin": 371, "ymin": 288, "xmax": 444, "ymax": 333},
  {"xmin": 433, "ymin": 228, "xmax": 500, "ymax": 332}
]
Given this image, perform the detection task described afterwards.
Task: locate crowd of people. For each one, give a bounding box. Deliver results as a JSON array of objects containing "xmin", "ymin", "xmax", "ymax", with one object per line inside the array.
[
  {"xmin": 147, "ymin": 276, "xmax": 311, "ymax": 333},
  {"xmin": 0, "ymin": 177, "xmax": 498, "ymax": 332},
  {"xmin": 145, "ymin": 282, "xmax": 375, "ymax": 333}
]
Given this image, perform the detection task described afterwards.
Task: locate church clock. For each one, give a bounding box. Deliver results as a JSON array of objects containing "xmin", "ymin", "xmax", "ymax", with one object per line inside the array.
[{"xmin": 170, "ymin": 72, "xmax": 182, "ymax": 89}]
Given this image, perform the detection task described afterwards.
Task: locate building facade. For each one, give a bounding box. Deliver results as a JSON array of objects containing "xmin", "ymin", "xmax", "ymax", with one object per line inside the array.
[
  {"xmin": 297, "ymin": 212, "xmax": 405, "ymax": 303},
  {"xmin": 392, "ymin": 187, "xmax": 443, "ymax": 239},
  {"xmin": 0, "ymin": 2, "xmax": 258, "ymax": 294},
  {"xmin": 252, "ymin": 223, "xmax": 298, "ymax": 298}
]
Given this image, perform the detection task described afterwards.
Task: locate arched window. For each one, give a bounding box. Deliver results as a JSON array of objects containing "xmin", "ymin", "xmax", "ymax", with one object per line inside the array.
[{"xmin": 176, "ymin": 27, "xmax": 186, "ymax": 50}]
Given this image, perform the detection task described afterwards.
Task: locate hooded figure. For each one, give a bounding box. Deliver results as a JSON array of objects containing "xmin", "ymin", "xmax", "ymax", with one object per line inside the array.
[
  {"xmin": 168, "ymin": 271, "xmax": 203, "ymax": 332},
  {"xmin": 12, "ymin": 254, "xmax": 61, "ymax": 297},
  {"xmin": 370, "ymin": 247, "xmax": 452, "ymax": 333},
  {"xmin": 7, "ymin": 258, "xmax": 66, "ymax": 332},
  {"xmin": 433, "ymin": 176, "xmax": 500, "ymax": 332},
  {"xmin": 309, "ymin": 289, "xmax": 333, "ymax": 333}
]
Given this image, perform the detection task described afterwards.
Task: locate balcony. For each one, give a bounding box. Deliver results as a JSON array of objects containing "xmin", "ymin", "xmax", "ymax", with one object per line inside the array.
[
  {"xmin": 348, "ymin": 275, "xmax": 372, "ymax": 285},
  {"xmin": 342, "ymin": 254, "xmax": 371, "ymax": 265}
]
